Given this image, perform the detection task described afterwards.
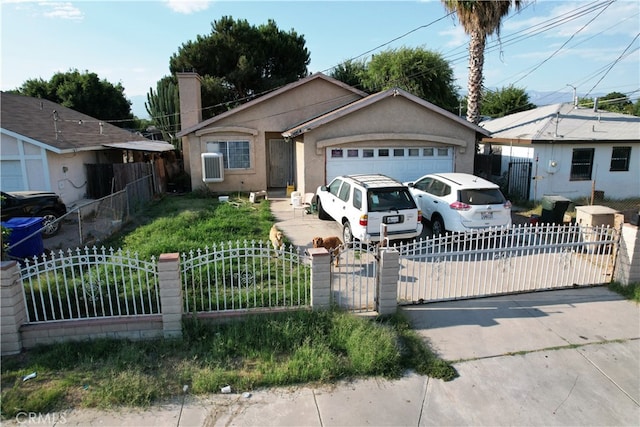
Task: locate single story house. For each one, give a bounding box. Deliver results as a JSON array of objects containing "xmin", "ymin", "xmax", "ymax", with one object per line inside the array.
[
  {"xmin": 1, "ymin": 92, "xmax": 175, "ymax": 205},
  {"xmin": 479, "ymin": 103, "xmax": 640, "ymax": 201},
  {"xmin": 176, "ymin": 72, "xmax": 489, "ymax": 195}
]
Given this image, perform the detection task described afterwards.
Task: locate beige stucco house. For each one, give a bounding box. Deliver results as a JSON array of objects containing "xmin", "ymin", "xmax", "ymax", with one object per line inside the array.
[{"xmin": 177, "ymin": 72, "xmax": 488, "ymax": 195}]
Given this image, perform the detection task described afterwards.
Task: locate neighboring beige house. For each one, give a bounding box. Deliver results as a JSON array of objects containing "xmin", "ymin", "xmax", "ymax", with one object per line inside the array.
[
  {"xmin": 479, "ymin": 103, "xmax": 640, "ymax": 201},
  {"xmin": 177, "ymin": 72, "xmax": 488, "ymax": 195},
  {"xmin": 1, "ymin": 92, "xmax": 175, "ymax": 205}
]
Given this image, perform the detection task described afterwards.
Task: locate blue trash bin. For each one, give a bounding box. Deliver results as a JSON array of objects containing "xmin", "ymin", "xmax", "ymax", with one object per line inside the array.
[{"xmin": 1, "ymin": 217, "xmax": 45, "ymax": 259}]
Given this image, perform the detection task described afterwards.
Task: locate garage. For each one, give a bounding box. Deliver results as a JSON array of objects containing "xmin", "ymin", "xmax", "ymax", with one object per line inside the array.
[{"xmin": 325, "ymin": 146, "xmax": 454, "ymax": 184}]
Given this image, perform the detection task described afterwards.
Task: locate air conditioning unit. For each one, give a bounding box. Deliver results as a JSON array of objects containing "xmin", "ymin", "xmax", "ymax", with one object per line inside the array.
[{"xmin": 201, "ymin": 153, "xmax": 224, "ymax": 182}]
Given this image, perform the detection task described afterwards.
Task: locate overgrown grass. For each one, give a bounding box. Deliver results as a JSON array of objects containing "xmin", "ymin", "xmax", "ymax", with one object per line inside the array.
[
  {"xmin": 0, "ymin": 309, "xmax": 456, "ymax": 418},
  {"xmin": 103, "ymin": 193, "xmax": 279, "ymax": 258},
  {"xmin": 607, "ymin": 282, "xmax": 640, "ymax": 303}
]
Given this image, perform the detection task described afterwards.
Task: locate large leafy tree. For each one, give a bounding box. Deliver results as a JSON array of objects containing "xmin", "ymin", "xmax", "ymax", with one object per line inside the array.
[
  {"xmin": 330, "ymin": 48, "xmax": 459, "ymax": 113},
  {"xmin": 579, "ymin": 92, "xmax": 638, "ymax": 116},
  {"xmin": 169, "ymin": 16, "xmax": 310, "ymax": 118},
  {"xmin": 330, "ymin": 59, "xmax": 367, "ymax": 89},
  {"xmin": 441, "ymin": 0, "xmax": 523, "ymax": 124},
  {"xmin": 16, "ymin": 69, "xmax": 133, "ymax": 127},
  {"xmin": 481, "ymin": 85, "xmax": 535, "ymax": 118}
]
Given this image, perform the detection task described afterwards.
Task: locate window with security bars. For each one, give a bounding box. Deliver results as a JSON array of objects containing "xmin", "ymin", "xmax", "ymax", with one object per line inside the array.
[
  {"xmin": 570, "ymin": 148, "xmax": 594, "ymax": 181},
  {"xmin": 610, "ymin": 147, "xmax": 631, "ymax": 172},
  {"xmin": 207, "ymin": 141, "xmax": 250, "ymax": 169}
]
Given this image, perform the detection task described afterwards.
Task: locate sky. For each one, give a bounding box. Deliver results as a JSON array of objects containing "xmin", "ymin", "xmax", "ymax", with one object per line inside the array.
[{"xmin": 1, "ymin": 0, "xmax": 639, "ymax": 119}]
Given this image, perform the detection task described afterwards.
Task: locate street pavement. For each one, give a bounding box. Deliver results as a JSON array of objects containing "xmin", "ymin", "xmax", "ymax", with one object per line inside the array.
[{"xmin": 5, "ymin": 196, "xmax": 638, "ymax": 426}]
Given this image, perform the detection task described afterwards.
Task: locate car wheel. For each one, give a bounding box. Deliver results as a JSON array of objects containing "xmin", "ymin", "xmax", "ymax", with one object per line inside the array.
[
  {"xmin": 317, "ymin": 198, "xmax": 330, "ymax": 220},
  {"xmin": 342, "ymin": 221, "xmax": 353, "ymax": 246},
  {"xmin": 431, "ymin": 215, "xmax": 446, "ymax": 237},
  {"xmin": 40, "ymin": 211, "xmax": 62, "ymax": 238}
]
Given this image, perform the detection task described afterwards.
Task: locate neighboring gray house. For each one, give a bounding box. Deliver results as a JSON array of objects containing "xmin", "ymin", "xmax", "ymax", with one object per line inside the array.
[
  {"xmin": 1, "ymin": 92, "xmax": 174, "ymax": 205},
  {"xmin": 479, "ymin": 103, "xmax": 640, "ymax": 201},
  {"xmin": 176, "ymin": 72, "xmax": 489, "ymax": 195}
]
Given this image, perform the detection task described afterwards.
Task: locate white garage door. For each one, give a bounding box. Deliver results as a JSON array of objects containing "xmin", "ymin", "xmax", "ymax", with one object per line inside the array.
[{"xmin": 326, "ymin": 147, "xmax": 453, "ymax": 184}]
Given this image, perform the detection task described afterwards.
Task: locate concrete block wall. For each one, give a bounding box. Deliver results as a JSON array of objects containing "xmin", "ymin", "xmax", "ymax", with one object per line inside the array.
[
  {"xmin": 20, "ymin": 316, "xmax": 163, "ymax": 349},
  {"xmin": 1, "ymin": 248, "xmax": 395, "ymax": 355},
  {"xmin": 0, "ymin": 251, "xmax": 185, "ymax": 355},
  {"xmin": 377, "ymin": 249, "xmax": 399, "ymax": 316},
  {"xmin": 309, "ymin": 247, "xmax": 331, "ymax": 309},
  {"xmin": 616, "ymin": 223, "xmax": 640, "ymax": 285},
  {"xmin": 1, "ymin": 261, "xmax": 28, "ymax": 355}
]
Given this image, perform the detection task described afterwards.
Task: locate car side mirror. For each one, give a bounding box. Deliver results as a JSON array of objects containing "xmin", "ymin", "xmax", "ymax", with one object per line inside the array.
[{"xmin": 320, "ymin": 186, "xmax": 328, "ymax": 192}]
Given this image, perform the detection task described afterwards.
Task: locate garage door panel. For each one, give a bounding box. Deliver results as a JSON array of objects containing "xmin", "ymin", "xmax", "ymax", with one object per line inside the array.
[{"xmin": 326, "ymin": 147, "xmax": 453, "ymax": 184}]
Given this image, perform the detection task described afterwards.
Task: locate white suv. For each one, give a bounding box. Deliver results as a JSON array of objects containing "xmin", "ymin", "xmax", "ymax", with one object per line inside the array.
[
  {"xmin": 405, "ymin": 173, "xmax": 512, "ymax": 235},
  {"xmin": 315, "ymin": 174, "xmax": 423, "ymax": 244}
]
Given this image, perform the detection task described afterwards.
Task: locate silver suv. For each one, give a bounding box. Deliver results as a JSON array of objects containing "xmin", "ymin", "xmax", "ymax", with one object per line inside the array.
[
  {"xmin": 406, "ymin": 173, "xmax": 512, "ymax": 235},
  {"xmin": 315, "ymin": 174, "xmax": 423, "ymax": 244}
]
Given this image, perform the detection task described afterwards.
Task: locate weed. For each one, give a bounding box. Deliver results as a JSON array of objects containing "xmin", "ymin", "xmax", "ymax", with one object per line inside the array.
[{"xmin": 1, "ymin": 309, "xmax": 454, "ymax": 418}]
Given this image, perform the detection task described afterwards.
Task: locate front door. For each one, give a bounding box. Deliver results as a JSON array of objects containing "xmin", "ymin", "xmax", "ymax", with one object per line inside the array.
[{"xmin": 268, "ymin": 138, "xmax": 294, "ymax": 188}]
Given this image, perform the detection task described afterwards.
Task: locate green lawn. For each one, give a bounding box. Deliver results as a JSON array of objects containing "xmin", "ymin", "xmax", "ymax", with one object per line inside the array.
[{"xmin": 1, "ymin": 193, "xmax": 456, "ymax": 418}]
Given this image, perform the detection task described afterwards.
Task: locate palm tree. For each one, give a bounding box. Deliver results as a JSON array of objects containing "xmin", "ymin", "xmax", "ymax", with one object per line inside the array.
[{"xmin": 442, "ymin": 0, "xmax": 523, "ymax": 124}]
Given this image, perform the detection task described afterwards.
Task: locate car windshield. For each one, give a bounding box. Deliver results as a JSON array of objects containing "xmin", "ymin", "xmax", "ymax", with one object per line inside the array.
[
  {"xmin": 368, "ymin": 189, "xmax": 416, "ymax": 212},
  {"xmin": 459, "ymin": 189, "xmax": 505, "ymax": 205}
]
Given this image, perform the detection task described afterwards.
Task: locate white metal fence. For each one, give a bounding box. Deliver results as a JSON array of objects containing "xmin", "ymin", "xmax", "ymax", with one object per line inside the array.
[
  {"xmin": 19, "ymin": 246, "xmax": 160, "ymax": 323},
  {"xmin": 396, "ymin": 223, "xmax": 619, "ymax": 304},
  {"xmin": 14, "ymin": 224, "xmax": 620, "ymax": 325},
  {"xmin": 330, "ymin": 242, "xmax": 378, "ymax": 312},
  {"xmin": 181, "ymin": 241, "xmax": 311, "ymax": 313}
]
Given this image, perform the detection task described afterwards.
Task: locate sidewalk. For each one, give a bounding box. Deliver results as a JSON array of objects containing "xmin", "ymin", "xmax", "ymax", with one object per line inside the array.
[{"xmin": 6, "ymin": 287, "xmax": 637, "ymax": 426}]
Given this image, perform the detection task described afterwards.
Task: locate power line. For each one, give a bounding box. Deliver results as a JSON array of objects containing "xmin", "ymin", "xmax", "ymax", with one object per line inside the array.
[
  {"xmin": 584, "ymin": 32, "xmax": 640, "ymax": 98},
  {"xmin": 510, "ymin": 0, "xmax": 614, "ymax": 86}
]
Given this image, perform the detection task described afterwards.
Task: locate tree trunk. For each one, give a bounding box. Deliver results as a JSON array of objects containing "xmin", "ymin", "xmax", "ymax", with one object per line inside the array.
[{"xmin": 466, "ymin": 29, "xmax": 486, "ymax": 124}]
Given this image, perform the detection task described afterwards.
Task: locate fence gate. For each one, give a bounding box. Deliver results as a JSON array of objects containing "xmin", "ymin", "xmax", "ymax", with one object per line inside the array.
[
  {"xmin": 507, "ymin": 160, "xmax": 532, "ymax": 201},
  {"xmin": 397, "ymin": 224, "xmax": 620, "ymax": 304},
  {"xmin": 330, "ymin": 242, "xmax": 378, "ymax": 312}
]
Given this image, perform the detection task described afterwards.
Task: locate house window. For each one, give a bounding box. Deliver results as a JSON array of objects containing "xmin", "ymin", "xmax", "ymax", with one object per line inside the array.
[
  {"xmin": 610, "ymin": 147, "xmax": 631, "ymax": 172},
  {"xmin": 363, "ymin": 149, "xmax": 374, "ymax": 158},
  {"xmin": 378, "ymin": 149, "xmax": 389, "ymax": 157},
  {"xmin": 207, "ymin": 140, "xmax": 250, "ymax": 169},
  {"xmin": 331, "ymin": 149, "xmax": 343, "ymax": 158},
  {"xmin": 393, "ymin": 148, "xmax": 404, "ymax": 157},
  {"xmin": 423, "ymin": 148, "xmax": 434, "ymax": 156},
  {"xmin": 347, "ymin": 149, "xmax": 359, "ymax": 158},
  {"xmin": 408, "ymin": 149, "xmax": 419, "ymax": 157},
  {"xmin": 570, "ymin": 148, "xmax": 595, "ymax": 181},
  {"xmin": 437, "ymin": 148, "xmax": 449, "ymax": 156}
]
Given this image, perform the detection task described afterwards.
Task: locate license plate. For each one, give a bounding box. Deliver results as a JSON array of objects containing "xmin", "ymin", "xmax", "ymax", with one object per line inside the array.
[
  {"xmin": 481, "ymin": 211, "xmax": 493, "ymax": 220},
  {"xmin": 384, "ymin": 215, "xmax": 402, "ymax": 224}
]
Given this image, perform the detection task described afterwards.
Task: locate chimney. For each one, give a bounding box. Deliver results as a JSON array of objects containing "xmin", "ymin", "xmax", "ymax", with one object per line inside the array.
[{"xmin": 177, "ymin": 72, "xmax": 203, "ymax": 130}]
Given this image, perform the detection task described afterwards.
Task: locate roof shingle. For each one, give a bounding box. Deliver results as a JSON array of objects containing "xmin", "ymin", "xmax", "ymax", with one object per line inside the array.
[{"xmin": 1, "ymin": 92, "xmax": 153, "ymax": 153}]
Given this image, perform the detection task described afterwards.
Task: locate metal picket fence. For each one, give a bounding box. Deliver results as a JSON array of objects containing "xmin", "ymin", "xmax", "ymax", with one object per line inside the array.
[
  {"xmin": 181, "ymin": 241, "xmax": 311, "ymax": 313},
  {"xmin": 396, "ymin": 223, "xmax": 619, "ymax": 304},
  {"xmin": 19, "ymin": 246, "xmax": 160, "ymax": 323}
]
